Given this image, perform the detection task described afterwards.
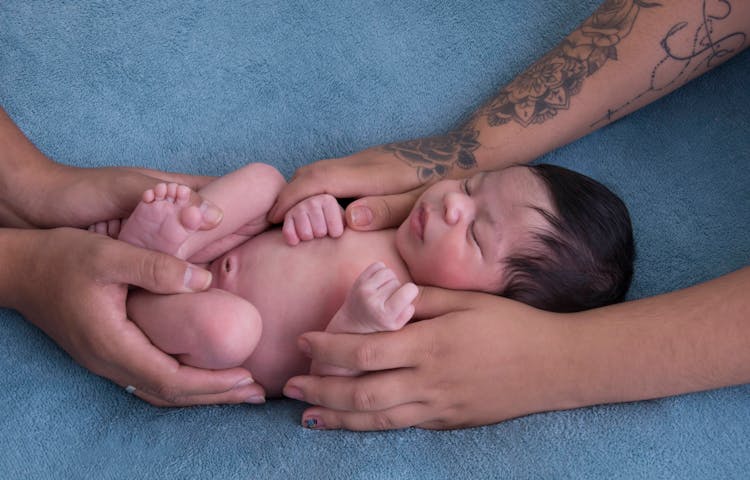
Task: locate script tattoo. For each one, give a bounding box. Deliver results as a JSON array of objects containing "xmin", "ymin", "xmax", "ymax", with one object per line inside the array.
[
  {"xmin": 592, "ymin": 0, "xmax": 746, "ymax": 127},
  {"xmin": 483, "ymin": 0, "xmax": 660, "ymax": 128},
  {"xmin": 380, "ymin": 125, "xmax": 481, "ymax": 182}
]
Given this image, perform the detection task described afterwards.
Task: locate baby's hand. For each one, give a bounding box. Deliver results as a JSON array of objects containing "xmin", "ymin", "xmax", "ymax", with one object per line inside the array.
[
  {"xmin": 282, "ymin": 194, "xmax": 345, "ymax": 246},
  {"xmin": 341, "ymin": 262, "xmax": 418, "ymax": 333}
]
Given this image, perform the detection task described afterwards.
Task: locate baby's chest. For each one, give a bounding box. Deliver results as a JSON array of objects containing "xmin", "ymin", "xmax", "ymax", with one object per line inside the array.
[{"xmin": 234, "ymin": 236, "xmax": 352, "ymax": 329}]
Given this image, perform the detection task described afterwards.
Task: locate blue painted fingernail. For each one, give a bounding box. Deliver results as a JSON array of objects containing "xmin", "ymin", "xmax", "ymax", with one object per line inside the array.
[{"xmin": 304, "ymin": 417, "xmax": 324, "ymax": 429}]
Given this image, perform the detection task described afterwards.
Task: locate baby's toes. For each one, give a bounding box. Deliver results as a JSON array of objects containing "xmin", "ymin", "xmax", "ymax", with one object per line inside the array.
[
  {"xmin": 164, "ymin": 183, "xmax": 180, "ymax": 202},
  {"xmin": 152, "ymin": 183, "xmax": 168, "ymax": 201},
  {"xmin": 175, "ymin": 184, "xmax": 193, "ymax": 206}
]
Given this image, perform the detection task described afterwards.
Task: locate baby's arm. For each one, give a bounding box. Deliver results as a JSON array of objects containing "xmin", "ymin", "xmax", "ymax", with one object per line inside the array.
[
  {"xmin": 282, "ymin": 194, "xmax": 345, "ymax": 246},
  {"xmin": 311, "ymin": 262, "xmax": 418, "ymax": 376}
]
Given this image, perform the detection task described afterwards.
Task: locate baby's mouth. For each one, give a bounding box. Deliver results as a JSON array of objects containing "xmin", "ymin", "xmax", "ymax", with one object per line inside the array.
[{"xmin": 411, "ymin": 204, "xmax": 426, "ymax": 241}]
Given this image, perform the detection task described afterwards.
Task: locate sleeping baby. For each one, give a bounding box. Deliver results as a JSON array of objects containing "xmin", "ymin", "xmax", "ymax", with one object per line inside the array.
[{"xmin": 100, "ymin": 162, "xmax": 633, "ymax": 396}]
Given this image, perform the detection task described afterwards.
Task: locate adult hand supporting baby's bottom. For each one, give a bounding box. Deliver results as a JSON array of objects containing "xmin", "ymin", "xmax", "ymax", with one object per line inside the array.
[
  {"xmin": 283, "ymin": 287, "xmax": 576, "ymax": 430},
  {"xmin": 6, "ymin": 228, "xmax": 263, "ymax": 406}
]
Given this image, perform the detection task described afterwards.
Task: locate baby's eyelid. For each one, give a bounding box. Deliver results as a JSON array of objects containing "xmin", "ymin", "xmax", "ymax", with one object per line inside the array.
[{"xmin": 470, "ymin": 221, "xmax": 483, "ymax": 256}]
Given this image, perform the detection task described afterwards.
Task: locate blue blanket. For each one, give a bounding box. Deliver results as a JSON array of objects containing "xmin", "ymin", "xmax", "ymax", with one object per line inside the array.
[{"xmin": 1, "ymin": 1, "xmax": 748, "ymax": 478}]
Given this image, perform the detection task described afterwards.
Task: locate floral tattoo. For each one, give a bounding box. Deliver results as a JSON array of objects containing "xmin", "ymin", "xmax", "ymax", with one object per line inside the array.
[
  {"xmin": 380, "ymin": 0, "xmax": 659, "ymax": 182},
  {"xmin": 380, "ymin": 126, "xmax": 481, "ymax": 182},
  {"xmin": 484, "ymin": 0, "xmax": 661, "ymax": 127}
]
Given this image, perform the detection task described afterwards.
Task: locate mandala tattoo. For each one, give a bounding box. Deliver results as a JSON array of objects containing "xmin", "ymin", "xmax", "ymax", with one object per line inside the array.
[
  {"xmin": 591, "ymin": 0, "xmax": 746, "ymax": 127},
  {"xmin": 484, "ymin": 0, "xmax": 661, "ymax": 128},
  {"xmin": 380, "ymin": 125, "xmax": 481, "ymax": 182}
]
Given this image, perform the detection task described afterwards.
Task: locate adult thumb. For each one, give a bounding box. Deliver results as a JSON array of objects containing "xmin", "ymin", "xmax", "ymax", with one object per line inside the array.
[
  {"xmin": 345, "ymin": 187, "xmax": 426, "ymax": 231},
  {"xmin": 109, "ymin": 241, "xmax": 213, "ymax": 294}
]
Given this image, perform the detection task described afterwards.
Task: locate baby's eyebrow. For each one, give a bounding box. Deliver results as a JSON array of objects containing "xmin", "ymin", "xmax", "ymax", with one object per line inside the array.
[{"xmin": 472, "ymin": 172, "xmax": 488, "ymax": 193}]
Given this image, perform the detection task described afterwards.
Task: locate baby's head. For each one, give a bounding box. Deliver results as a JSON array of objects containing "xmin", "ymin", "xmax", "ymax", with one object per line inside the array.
[{"xmin": 395, "ymin": 164, "xmax": 634, "ymax": 312}]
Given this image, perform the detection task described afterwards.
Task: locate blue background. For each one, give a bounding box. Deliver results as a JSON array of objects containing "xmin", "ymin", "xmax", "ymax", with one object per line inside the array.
[{"xmin": 1, "ymin": 1, "xmax": 748, "ymax": 478}]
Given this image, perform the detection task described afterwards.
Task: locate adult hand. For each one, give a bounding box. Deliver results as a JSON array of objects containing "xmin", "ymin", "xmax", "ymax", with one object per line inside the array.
[
  {"xmin": 268, "ymin": 152, "xmax": 429, "ymax": 230},
  {"xmin": 11, "ymin": 228, "xmax": 264, "ymax": 406},
  {"xmin": 283, "ymin": 287, "xmax": 574, "ymax": 430},
  {"xmin": 2, "ymin": 162, "xmax": 215, "ymax": 229}
]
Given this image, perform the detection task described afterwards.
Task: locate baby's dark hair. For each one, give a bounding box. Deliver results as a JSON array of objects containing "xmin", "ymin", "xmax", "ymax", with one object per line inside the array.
[{"xmin": 498, "ymin": 164, "xmax": 634, "ymax": 312}]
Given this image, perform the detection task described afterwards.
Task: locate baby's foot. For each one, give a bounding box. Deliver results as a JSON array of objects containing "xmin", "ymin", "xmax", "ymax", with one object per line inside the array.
[{"xmin": 118, "ymin": 183, "xmax": 207, "ymax": 258}]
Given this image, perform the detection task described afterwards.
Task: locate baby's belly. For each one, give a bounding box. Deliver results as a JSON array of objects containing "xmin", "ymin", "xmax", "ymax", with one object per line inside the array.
[{"xmin": 211, "ymin": 231, "xmax": 352, "ymax": 396}]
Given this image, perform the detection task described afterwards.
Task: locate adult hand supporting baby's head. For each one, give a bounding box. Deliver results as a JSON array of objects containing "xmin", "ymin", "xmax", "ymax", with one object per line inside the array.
[{"xmin": 283, "ymin": 286, "xmax": 573, "ymax": 431}]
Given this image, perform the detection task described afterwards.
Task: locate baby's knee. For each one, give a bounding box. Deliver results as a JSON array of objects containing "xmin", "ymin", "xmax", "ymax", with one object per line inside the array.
[
  {"xmin": 240, "ymin": 163, "xmax": 286, "ymax": 195},
  {"xmin": 198, "ymin": 291, "xmax": 262, "ymax": 368}
]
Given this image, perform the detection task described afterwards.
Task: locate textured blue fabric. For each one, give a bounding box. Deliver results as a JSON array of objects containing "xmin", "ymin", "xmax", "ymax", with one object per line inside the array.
[{"xmin": 1, "ymin": 1, "xmax": 748, "ymax": 478}]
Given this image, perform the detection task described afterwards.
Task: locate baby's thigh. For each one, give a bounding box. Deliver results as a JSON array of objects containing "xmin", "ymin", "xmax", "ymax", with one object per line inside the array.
[{"xmin": 127, "ymin": 288, "xmax": 262, "ymax": 369}]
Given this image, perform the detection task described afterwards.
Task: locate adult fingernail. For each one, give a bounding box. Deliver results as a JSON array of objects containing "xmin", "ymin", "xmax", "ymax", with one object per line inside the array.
[
  {"xmin": 349, "ymin": 206, "xmax": 373, "ymax": 227},
  {"xmin": 184, "ymin": 265, "xmax": 212, "ymax": 291},
  {"xmin": 247, "ymin": 395, "xmax": 266, "ymax": 404},
  {"xmin": 200, "ymin": 201, "xmax": 223, "ymax": 225},
  {"xmin": 283, "ymin": 385, "xmax": 304, "ymax": 401},
  {"xmin": 303, "ymin": 416, "xmax": 325, "ymax": 429},
  {"xmin": 233, "ymin": 377, "xmax": 254, "ymax": 389}
]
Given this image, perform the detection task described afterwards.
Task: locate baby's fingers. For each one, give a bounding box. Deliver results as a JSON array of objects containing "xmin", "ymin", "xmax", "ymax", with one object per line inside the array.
[
  {"xmin": 307, "ymin": 206, "xmax": 329, "ymax": 239},
  {"xmin": 323, "ymin": 201, "xmax": 345, "ymax": 238},
  {"xmin": 383, "ymin": 282, "xmax": 418, "ymax": 328},
  {"xmin": 282, "ymin": 215, "xmax": 302, "ymax": 245}
]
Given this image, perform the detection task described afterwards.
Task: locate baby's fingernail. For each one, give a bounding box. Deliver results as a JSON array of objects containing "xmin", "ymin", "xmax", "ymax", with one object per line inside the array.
[
  {"xmin": 200, "ymin": 201, "xmax": 223, "ymax": 225},
  {"xmin": 184, "ymin": 265, "xmax": 212, "ymax": 291},
  {"xmin": 349, "ymin": 206, "xmax": 373, "ymax": 227},
  {"xmin": 303, "ymin": 417, "xmax": 325, "ymax": 429},
  {"xmin": 247, "ymin": 395, "xmax": 266, "ymax": 404}
]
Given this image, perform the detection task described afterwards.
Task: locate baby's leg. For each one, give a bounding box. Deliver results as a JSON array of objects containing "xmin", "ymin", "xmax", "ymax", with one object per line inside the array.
[
  {"xmin": 127, "ymin": 288, "xmax": 262, "ymax": 369},
  {"xmin": 119, "ymin": 163, "xmax": 286, "ymax": 260},
  {"xmin": 311, "ymin": 262, "xmax": 418, "ymax": 376}
]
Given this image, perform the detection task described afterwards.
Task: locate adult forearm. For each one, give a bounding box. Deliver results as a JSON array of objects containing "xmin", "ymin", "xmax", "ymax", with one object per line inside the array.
[
  {"xmin": 0, "ymin": 228, "xmax": 39, "ymax": 309},
  {"xmin": 0, "ymin": 108, "xmax": 59, "ymax": 226},
  {"xmin": 561, "ymin": 266, "xmax": 750, "ymax": 409},
  {"xmin": 378, "ymin": 0, "xmax": 749, "ymax": 181}
]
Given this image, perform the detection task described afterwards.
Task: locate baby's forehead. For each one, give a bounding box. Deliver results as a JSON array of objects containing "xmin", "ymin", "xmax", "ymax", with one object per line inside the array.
[{"xmin": 475, "ymin": 167, "xmax": 554, "ymax": 230}]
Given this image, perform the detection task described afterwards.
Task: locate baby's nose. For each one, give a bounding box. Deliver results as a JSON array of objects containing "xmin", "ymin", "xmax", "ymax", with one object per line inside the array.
[{"xmin": 443, "ymin": 193, "xmax": 465, "ymax": 225}]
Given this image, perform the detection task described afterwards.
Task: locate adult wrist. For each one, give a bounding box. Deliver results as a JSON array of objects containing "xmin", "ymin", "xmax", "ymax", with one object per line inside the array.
[{"xmin": 0, "ymin": 228, "xmax": 44, "ymax": 310}]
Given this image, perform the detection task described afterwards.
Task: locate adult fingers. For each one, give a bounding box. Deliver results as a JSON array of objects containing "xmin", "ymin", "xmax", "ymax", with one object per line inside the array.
[
  {"xmin": 345, "ymin": 187, "xmax": 426, "ymax": 231},
  {"xmin": 95, "ymin": 237, "xmax": 212, "ymax": 293},
  {"xmin": 105, "ymin": 321, "xmax": 264, "ymax": 406},
  {"xmin": 295, "ymin": 320, "xmax": 434, "ymax": 372},
  {"xmin": 300, "ymin": 403, "xmax": 431, "ymax": 431},
  {"xmin": 411, "ymin": 285, "xmax": 491, "ymax": 320},
  {"xmin": 284, "ymin": 368, "xmax": 422, "ymax": 413},
  {"xmin": 128, "ymin": 367, "xmax": 266, "ymax": 407},
  {"xmin": 268, "ymin": 164, "xmax": 337, "ymax": 223}
]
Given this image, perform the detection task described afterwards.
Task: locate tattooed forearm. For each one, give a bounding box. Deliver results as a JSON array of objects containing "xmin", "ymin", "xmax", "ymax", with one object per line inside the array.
[
  {"xmin": 591, "ymin": 0, "xmax": 747, "ymax": 127},
  {"xmin": 483, "ymin": 0, "xmax": 660, "ymax": 128},
  {"xmin": 380, "ymin": 126, "xmax": 481, "ymax": 182}
]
